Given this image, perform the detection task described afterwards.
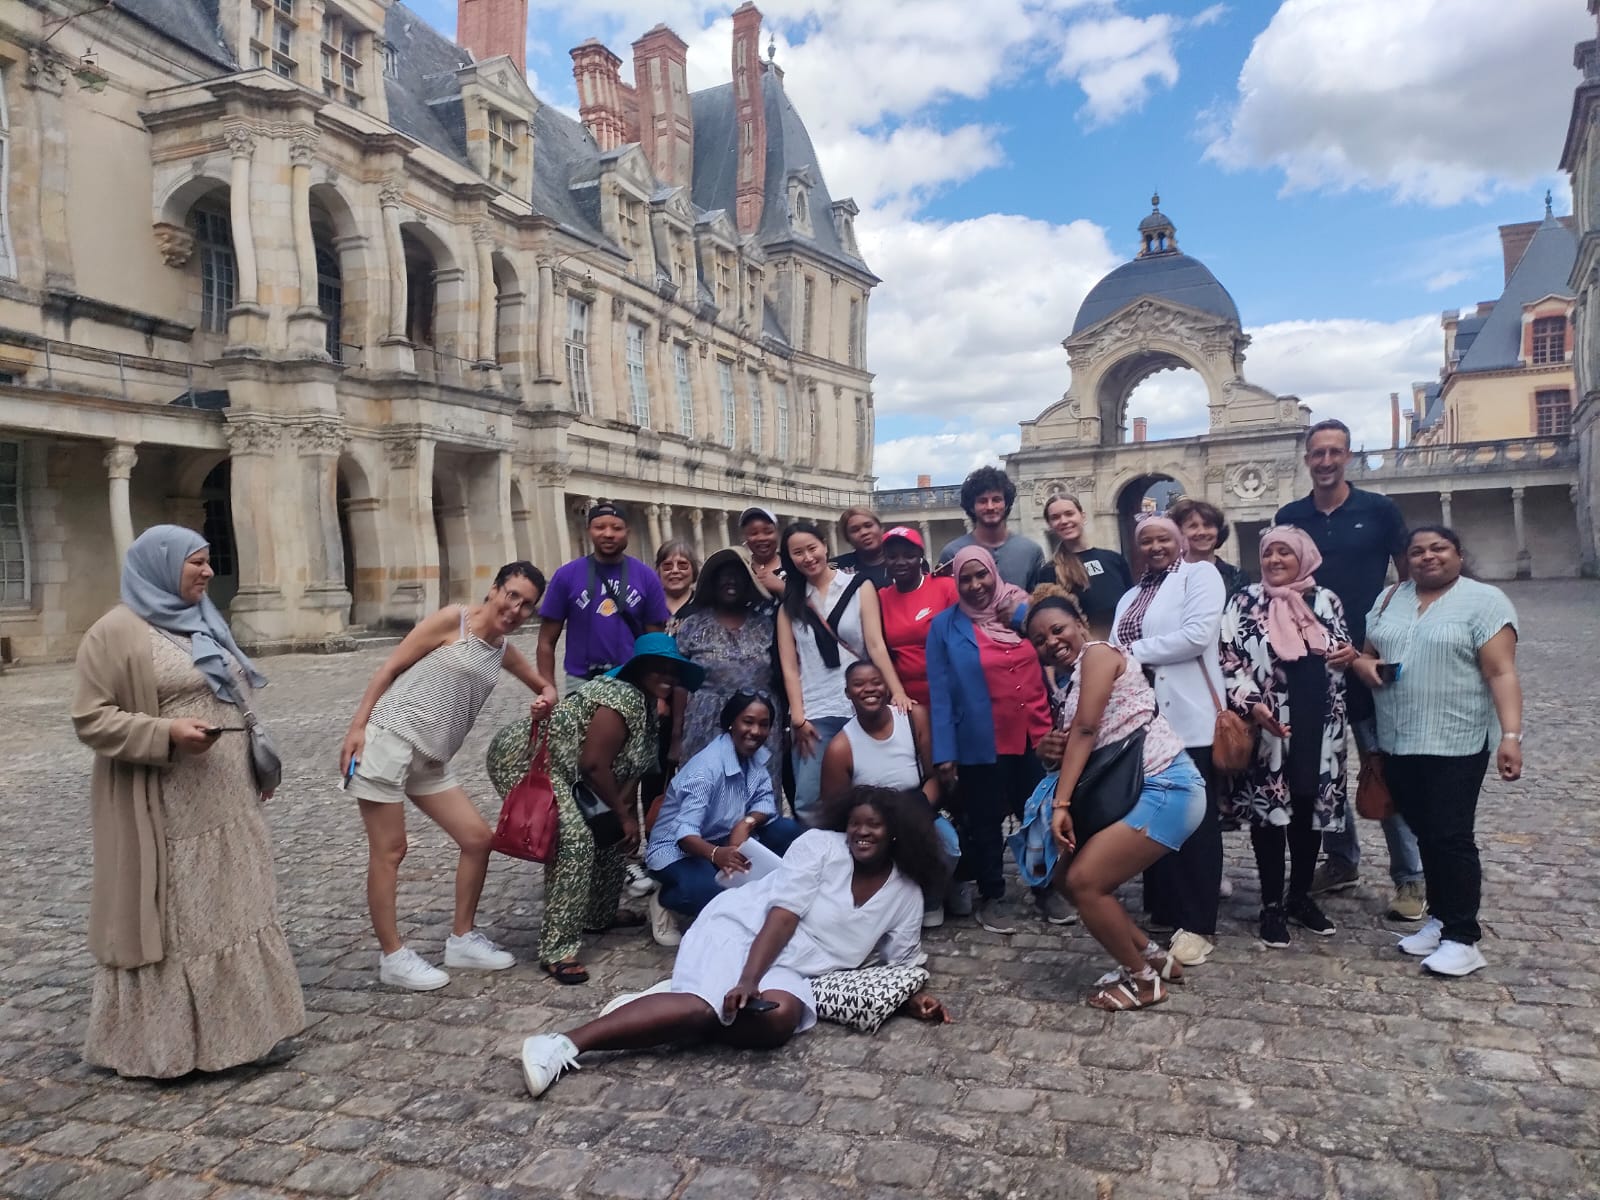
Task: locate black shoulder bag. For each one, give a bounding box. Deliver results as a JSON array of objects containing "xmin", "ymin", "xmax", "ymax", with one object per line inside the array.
[
  {"xmin": 588, "ymin": 555, "xmax": 645, "ymax": 641},
  {"xmin": 1061, "ymin": 674, "xmax": 1149, "ymax": 846}
]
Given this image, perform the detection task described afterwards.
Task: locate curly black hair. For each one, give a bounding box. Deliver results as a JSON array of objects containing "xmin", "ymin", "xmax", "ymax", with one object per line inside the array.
[
  {"xmin": 718, "ymin": 690, "xmax": 776, "ymax": 731},
  {"xmin": 818, "ymin": 785, "xmax": 951, "ymax": 895},
  {"xmin": 959, "ymin": 465, "xmax": 1017, "ymax": 523}
]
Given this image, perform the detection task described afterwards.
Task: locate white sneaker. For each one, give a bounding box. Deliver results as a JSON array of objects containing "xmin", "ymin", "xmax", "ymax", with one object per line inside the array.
[
  {"xmin": 444, "ymin": 931, "xmax": 515, "ymax": 971},
  {"xmin": 1169, "ymin": 930, "xmax": 1215, "ymax": 966},
  {"xmin": 624, "ymin": 860, "xmax": 657, "ymax": 900},
  {"xmin": 647, "ymin": 892, "xmax": 682, "ymax": 947},
  {"xmin": 1421, "ymin": 940, "xmax": 1487, "ymax": 977},
  {"xmin": 922, "ymin": 906, "xmax": 946, "ymax": 929},
  {"xmin": 520, "ymin": 1033, "xmax": 581, "ymax": 1098},
  {"xmin": 1218, "ymin": 875, "xmax": 1234, "ymax": 899},
  {"xmin": 599, "ymin": 979, "xmax": 672, "ymax": 1017},
  {"xmin": 378, "ymin": 947, "xmax": 450, "ymax": 991},
  {"xmin": 1398, "ymin": 917, "xmax": 1444, "ymax": 957}
]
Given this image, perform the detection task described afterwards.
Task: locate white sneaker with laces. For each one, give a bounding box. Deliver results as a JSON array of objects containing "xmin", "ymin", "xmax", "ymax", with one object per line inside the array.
[
  {"xmin": 648, "ymin": 891, "xmax": 682, "ymax": 947},
  {"xmin": 520, "ymin": 1033, "xmax": 581, "ymax": 1098},
  {"xmin": 599, "ymin": 979, "xmax": 672, "ymax": 1017},
  {"xmin": 624, "ymin": 860, "xmax": 657, "ymax": 899},
  {"xmin": 1397, "ymin": 917, "xmax": 1444, "ymax": 957},
  {"xmin": 1168, "ymin": 930, "xmax": 1214, "ymax": 966},
  {"xmin": 1421, "ymin": 940, "xmax": 1487, "ymax": 977},
  {"xmin": 444, "ymin": 931, "xmax": 515, "ymax": 971},
  {"xmin": 378, "ymin": 947, "xmax": 450, "ymax": 991}
]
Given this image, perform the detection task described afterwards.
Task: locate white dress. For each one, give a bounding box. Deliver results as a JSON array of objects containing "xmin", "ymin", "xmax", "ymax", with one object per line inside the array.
[{"xmin": 670, "ymin": 830, "xmax": 924, "ymax": 1032}]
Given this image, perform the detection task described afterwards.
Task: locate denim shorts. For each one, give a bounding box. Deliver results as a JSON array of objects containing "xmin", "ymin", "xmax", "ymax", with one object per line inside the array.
[{"xmin": 1121, "ymin": 755, "xmax": 1206, "ymax": 851}]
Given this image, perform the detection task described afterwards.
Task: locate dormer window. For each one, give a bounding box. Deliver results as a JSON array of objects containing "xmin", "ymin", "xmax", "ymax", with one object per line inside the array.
[
  {"xmin": 831, "ymin": 198, "xmax": 860, "ymax": 256},
  {"xmin": 786, "ymin": 169, "xmax": 815, "ymax": 237},
  {"xmin": 382, "ymin": 41, "xmax": 399, "ymax": 79},
  {"xmin": 487, "ymin": 110, "xmax": 521, "ymax": 189},
  {"xmin": 616, "ymin": 192, "xmax": 648, "ymax": 264},
  {"xmin": 250, "ymin": 0, "xmax": 298, "ymax": 77},
  {"xmin": 320, "ymin": 9, "xmax": 365, "ymax": 108}
]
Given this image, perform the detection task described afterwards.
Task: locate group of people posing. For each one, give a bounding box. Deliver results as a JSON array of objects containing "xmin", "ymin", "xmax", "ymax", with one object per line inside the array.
[{"xmin": 71, "ymin": 418, "xmax": 1523, "ymax": 1088}]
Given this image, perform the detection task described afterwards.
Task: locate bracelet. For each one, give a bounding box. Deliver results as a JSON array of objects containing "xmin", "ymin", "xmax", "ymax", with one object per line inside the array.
[
  {"xmin": 1052, "ymin": 804, "xmax": 1072, "ymax": 813},
  {"xmin": 1501, "ymin": 732, "xmax": 1523, "ymax": 742}
]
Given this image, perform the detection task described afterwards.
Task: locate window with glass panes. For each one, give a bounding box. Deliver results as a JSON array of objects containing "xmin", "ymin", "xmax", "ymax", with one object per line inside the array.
[
  {"xmin": 718, "ymin": 361, "xmax": 737, "ymax": 447},
  {"xmin": 802, "ymin": 276, "xmax": 815, "ymax": 351},
  {"xmin": 847, "ymin": 297, "xmax": 860, "ymax": 366},
  {"xmin": 0, "ymin": 441, "xmax": 26, "ymax": 606},
  {"xmin": 1535, "ymin": 388, "xmax": 1573, "ymax": 435},
  {"xmin": 565, "ymin": 297, "xmax": 592, "ymax": 414},
  {"xmin": 320, "ymin": 10, "xmax": 364, "ymax": 108},
  {"xmin": 487, "ymin": 110, "xmax": 518, "ymax": 188},
  {"xmin": 774, "ymin": 380, "xmax": 790, "ymax": 459},
  {"xmin": 673, "ymin": 344, "xmax": 695, "ymax": 436},
  {"xmin": 626, "ymin": 322, "xmax": 652, "ymax": 427},
  {"xmin": 251, "ymin": 0, "xmax": 298, "ymax": 77},
  {"xmin": 194, "ymin": 207, "xmax": 236, "ymax": 334},
  {"xmin": 1530, "ymin": 316, "xmax": 1567, "ymax": 365},
  {"xmin": 748, "ymin": 369, "xmax": 764, "ymax": 453},
  {"xmin": 316, "ymin": 244, "xmax": 342, "ymax": 360}
]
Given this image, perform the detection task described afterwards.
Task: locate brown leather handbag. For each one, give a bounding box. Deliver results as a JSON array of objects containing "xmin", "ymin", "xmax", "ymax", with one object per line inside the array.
[
  {"xmin": 1355, "ymin": 753, "xmax": 1394, "ymax": 820},
  {"xmin": 1203, "ymin": 668, "xmax": 1255, "ymax": 775}
]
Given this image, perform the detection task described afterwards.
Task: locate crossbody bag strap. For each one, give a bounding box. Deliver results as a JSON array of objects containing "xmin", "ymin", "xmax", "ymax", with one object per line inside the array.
[
  {"xmin": 589, "ymin": 555, "xmax": 645, "ymax": 639},
  {"xmin": 1374, "ymin": 583, "xmax": 1401, "ymax": 622},
  {"xmin": 806, "ymin": 572, "xmax": 869, "ymax": 657}
]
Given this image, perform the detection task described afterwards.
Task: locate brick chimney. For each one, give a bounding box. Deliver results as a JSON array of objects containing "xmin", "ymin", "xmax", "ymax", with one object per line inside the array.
[
  {"xmin": 1132, "ymin": 416, "xmax": 1148, "ymax": 443},
  {"xmin": 632, "ymin": 25, "xmax": 693, "ymax": 188},
  {"xmin": 731, "ymin": 2, "xmax": 767, "ymax": 235},
  {"xmin": 916, "ymin": 474, "xmax": 931, "ymax": 488},
  {"xmin": 458, "ymin": 0, "xmax": 528, "ymax": 72},
  {"xmin": 571, "ymin": 39, "xmax": 632, "ymax": 151},
  {"xmin": 1390, "ymin": 392, "xmax": 1401, "ymax": 450}
]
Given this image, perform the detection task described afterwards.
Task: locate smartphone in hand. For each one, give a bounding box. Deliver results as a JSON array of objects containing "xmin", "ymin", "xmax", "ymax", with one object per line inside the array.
[
  {"xmin": 1376, "ymin": 662, "xmax": 1402, "ymax": 684},
  {"xmin": 338, "ymin": 758, "xmax": 358, "ymax": 791},
  {"xmin": 744, "ymin": 998, "xmax": 779, "ymax": 1013}
]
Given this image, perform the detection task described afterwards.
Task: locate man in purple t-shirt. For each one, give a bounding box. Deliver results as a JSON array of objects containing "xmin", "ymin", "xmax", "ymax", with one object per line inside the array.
[{"xmin": 537, "ymin": 502, "xmax": 671, "ymax": 690}]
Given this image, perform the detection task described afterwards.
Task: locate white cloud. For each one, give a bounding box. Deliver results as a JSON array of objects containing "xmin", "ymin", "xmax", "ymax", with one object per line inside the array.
[
  {"xmin": 1054, "ymin": 12, "xmax": 1180, "ymax": 124},
  {"xmin": 874, "ymin": 430, "xmax": 1025, "ymax": 489},
  {"xmin": 1206, "ymin": 0, "xmax": 1592, "ymax": 205}
]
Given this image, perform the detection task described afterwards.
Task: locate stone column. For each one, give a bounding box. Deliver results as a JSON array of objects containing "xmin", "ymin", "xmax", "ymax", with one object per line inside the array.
[
  {"xmin": 222, "ymin": 417, "xmax": 287, "ymax": 643},
  {"xmin": 536, "ymin": 259, "xmax": 559, "ymax": 381},
  {"xmin": 294, "ymin": 419, "xmax": 352, "ymax": 617},
  {"xmin": 688, "ymin": 507, "xmax": 705, "ymax": 559},
  {"xmin": 104, "ymin": 442, "xmax": 138, "ymax": 563},
  {"xmin": 1439, "ymin": 490, "xmax": 1453, "ymax": 527},
  {"xmin": 224, "ymin": 126, "xmax": 260, "ymax": 303},
  {"xmin": 380, "ymin": 434, "xmax": 434, "ymax": 622},
  {"xmin": 920, "ymin": 521, "xmax": 933, "ymax": 556},
  {"xmin": 287, "ymin": 132, "xmax": 329, "ymax": 355},
  {"xmin": 474, "ymin": 225, "xmax": 498, "ymax": 371},
  {"xmin": 646, "ymin": 503, "xmax": 666, "ymax": 555},
  {"xmin": 376, "ymin": 181, "xmax": 413, "ymax": 370},
  {"xmin": 1511, "ymin": 487, "xmax": 1531, "ymax": 579}
]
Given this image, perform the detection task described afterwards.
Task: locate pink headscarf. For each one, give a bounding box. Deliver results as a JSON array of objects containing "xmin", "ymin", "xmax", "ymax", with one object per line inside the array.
[
  {"xmin": 1258, "ymin": 524, "xmax": 1329, "ymax": 662},
  {"xmin": 1134, "ymin": 513, "xmax": 1188, "ymax": 579},
  {"xmin": 952, "ymin": 545, "xmax": 1028, "ymax": 646}
]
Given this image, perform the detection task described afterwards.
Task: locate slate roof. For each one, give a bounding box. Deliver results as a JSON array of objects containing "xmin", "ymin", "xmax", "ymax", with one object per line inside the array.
[
  {"xmin": 1455, "ymin": 212, "xmax": 1577, "ymax": 373},
  {"xmin": 1451, "ymin": 312, "xmax": 1487, "ymax": 366},
  {"xmin": 1414, "ymin": 380, "xmax": 1443, "ymax": 432},
  {"xmin": 119, "ymin": 0, "xmax": 235, "ymax": 69},
  {"xmin": 1072, "ymin": 251, "xmax": 1241, "ymax": 335}
]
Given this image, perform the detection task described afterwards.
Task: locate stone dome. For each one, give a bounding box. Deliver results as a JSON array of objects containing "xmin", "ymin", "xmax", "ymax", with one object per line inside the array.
[{"xmin": 1071, "ymin": 252, "xmax": 1241, "ymax": 335}]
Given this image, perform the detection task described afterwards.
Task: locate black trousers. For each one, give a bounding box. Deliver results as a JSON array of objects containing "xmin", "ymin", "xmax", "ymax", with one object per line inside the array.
[
  {"xmin": 1386, "ymin": 749, "xmax": 1491, "ymax": 945},
  {"xmin": 1250, "ymin": 791, "xmax": 1320, "ymax": 908},
  {"xmin": 955, "ymin": 753, "xmax": 1044, "ymax": 900},
  {"xmin": 1142, "ymin": 745, "xmax": 1222, "ymax": 936}
]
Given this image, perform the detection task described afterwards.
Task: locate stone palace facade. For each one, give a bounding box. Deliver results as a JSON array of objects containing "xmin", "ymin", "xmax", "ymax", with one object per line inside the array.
[{"xmin": 0, "ymin": 0, "xmax": 876, "ymax": 661}]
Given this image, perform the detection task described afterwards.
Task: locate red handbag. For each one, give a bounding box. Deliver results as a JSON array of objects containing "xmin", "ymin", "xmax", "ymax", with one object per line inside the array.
[{"xmin": 490, "ymin": 727, "xmax": 558, "ymax": 862}]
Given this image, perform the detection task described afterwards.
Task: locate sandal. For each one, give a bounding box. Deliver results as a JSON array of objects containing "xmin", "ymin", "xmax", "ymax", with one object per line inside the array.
[
  {"xmin": 583, "ymin": 910, "xmax": 647, "ymax": 934},
  {"xmin": 1086, "ymin": 971, "xmax": 1167, "ymax": 1011},
  {"xmin": 541, "ymin": 960, "xmax": 589, "ymax": 985},
  {"xmin": 1147, "ymin": 951, "xmax": 1185, "ymax": 985}
]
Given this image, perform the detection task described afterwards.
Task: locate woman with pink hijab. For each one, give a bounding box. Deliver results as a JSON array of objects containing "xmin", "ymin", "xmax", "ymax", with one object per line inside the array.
[{"xmin": 1219, "ymin": 525, "xmax": 1356, "ymax": 950}]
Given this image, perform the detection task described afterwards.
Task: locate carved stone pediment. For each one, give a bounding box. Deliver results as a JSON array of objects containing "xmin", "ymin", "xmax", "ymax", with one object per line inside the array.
[{"xmin": 1067, "ymin": 298, "xmax": 1238, "ymax": 362}]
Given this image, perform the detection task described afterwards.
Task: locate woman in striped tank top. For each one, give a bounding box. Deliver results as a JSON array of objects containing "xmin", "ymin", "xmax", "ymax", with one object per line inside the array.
[{"xmin": 341, "ymin": 562, "xmax": 560, "ymax": 993}]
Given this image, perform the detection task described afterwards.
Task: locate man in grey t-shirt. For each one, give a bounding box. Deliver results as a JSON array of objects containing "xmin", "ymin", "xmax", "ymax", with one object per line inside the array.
[{"xmin": 935, "ymin": 465, "xmax": 1045, "ymax": 590}]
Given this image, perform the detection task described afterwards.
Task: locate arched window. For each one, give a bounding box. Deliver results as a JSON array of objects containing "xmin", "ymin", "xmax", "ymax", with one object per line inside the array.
[
  {"xmin": 316, "ymin": 243, "xmax": 342, "ymax": 360},
  {"xmin": 194, "ymin": 204, "xmax": 236, "ymax": 334}
]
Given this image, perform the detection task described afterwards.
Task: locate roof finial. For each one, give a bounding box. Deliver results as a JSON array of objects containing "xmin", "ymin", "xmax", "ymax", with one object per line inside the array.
[
  {"xmin": 1151, "ymin": 190, "xmax": 1160, "ymax": 210},
  {"xmin": 767, "ymin": 31, "xmax": 776, "ymax": 63},
  {"xmin": 1546, "ymin": 189, "xmax": 1554, "ymax": 216}
]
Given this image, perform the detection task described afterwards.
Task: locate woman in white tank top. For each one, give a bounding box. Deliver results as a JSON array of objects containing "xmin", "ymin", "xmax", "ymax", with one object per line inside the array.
[{"xmin": 340, "ymin": 563, "xmax": 560, "ymax": 993}]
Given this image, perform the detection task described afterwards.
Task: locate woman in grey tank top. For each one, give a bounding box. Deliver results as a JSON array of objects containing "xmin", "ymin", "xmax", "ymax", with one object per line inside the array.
[{"xmin": 340, "ymin": 563, "xmax": 560, "ymax": 993}]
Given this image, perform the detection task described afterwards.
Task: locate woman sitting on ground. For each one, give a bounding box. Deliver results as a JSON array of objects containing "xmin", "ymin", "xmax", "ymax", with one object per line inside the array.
[
  {"xmin": 1219, "ymin": 526, "xmax": 1354, "ymax": 948},
  {"xmin": 1023, "ymin": 593, "xmax": 1207, "ymax": 1010},
  {"xmin": 644, "ymin": 692, "xmax": 805, "ymax": 946},
  {"xmin": 518, "ymin": 786, "xmax": 952, "ymax": 1097}
]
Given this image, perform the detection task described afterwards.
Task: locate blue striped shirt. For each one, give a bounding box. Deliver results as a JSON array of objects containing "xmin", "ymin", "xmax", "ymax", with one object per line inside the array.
[
  {"xmin": 644, "ymin": 733, "xmax": 777, "ymax": 871},
  {"xmin": 1366, "ymin": 578, "xmax": 1517, "ymax": 757}
]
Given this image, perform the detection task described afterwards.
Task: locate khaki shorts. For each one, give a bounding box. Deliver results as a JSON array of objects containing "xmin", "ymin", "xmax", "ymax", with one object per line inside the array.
[{"xmin": 348, "ymin": 723, "xmax": 458, "ymax": 804}]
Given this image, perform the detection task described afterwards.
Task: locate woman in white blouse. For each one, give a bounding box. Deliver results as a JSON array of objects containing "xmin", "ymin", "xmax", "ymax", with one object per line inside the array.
[
  {"xmin": 518, "ymin": 786, "xmax": 952, "ymax": 1097},
  {"xmin": 1111, "ymin": 514, "xmax": 1227, "ymax": 967}
]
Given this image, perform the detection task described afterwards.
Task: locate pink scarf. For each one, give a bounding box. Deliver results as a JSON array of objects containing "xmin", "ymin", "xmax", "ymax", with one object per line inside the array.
[
  {"xmin": 951, "ymin": 545, "xmax": 1027, "ymax": 646},
  {"xmin": 1259, "ymin": 525, "xmax": 1329, "ymax": 662}
]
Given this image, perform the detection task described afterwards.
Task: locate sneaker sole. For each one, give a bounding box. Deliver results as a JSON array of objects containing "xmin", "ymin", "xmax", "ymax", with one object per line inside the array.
[
  {"xmin": 380, "ymin": 971, "xmax": 450, "ymax": 991},
  {"xmin": 976, "ymin": 917, "xmax": 1018, "ymax": 935},
  {"xmin": 1398, "ymin": 941, "xmax": 1441, "ymax": 957},
  {"xmin": 1309, "ymin": 879, "xmax": 1359, "ymax": 896},
  {"xmin": 1289, "ymin": 921, "xmax": 1337, "ymax": 938},
  {"xmin": 1045, "ymin": 915, "xmax": 1079, "ymax": 926},
  {"xmin": 1421, "ymin": 957, "xmax": 1487, "ymax": 977},
  {"xmin": 443, "ymin": 955, "xmax": 516, "ymax": 971},
  {"xmin": 1259, "ymin": 937, "xmax": 1291, "ymax": 949},
  {"xmin": 1385, "ymin": 909, "xmax": 1428, "ymax": 922}
]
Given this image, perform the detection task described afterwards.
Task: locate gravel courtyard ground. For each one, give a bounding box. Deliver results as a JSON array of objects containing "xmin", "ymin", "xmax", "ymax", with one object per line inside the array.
[{"xmin": 1, "ymin": 580, "xmax": 1597, "ymax": 1200}]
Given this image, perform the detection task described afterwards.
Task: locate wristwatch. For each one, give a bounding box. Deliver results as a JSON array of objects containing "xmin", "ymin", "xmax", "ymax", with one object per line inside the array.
[{"xmin": 1501, "ymin": 732, "xmax": 1523, "ymax": 743}]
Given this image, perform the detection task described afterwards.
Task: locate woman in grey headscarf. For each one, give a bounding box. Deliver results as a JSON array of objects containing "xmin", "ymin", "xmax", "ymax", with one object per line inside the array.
[{"xmin": 72, "ymin": 524, "xmax": 304, "ymax": 1078}]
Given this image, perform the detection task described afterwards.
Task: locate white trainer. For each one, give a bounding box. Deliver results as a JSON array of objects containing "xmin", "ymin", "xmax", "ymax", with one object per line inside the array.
[
  {"xmin": 1397, "ymin": 918, "xmax": 1444, "ymax": 957},
  {"xmin": 378, "ymin": 947, "xmax": 450, "ymax": 991},
  {"xmin": 599, "ymin": 979, "xmax": 672, "ymax": 1017},
  {"xmin": 444, "ymin": 930, "xmax": 515, "ymax": 971},
  {"xmin": 520, "ymin": 1033, "xmax": 581, "ymax": 1098},
  {"xmin": 1169, "ymin": 929, "xmax": 1214, "ymax": 966},
  {"xmin": 624, "ymin": 860, "xmax": 657, "ymax": 899},
  {"xmin": 648, "ymin": 891, "xmax": 682, "ymax": 948},
  {"xmin": 1421, "ymin": 940, "xmax": 1488, "ymax": 977},
  {"xmin": 922, "ymin": 906, "xmax": 946, "ymax": 929}
]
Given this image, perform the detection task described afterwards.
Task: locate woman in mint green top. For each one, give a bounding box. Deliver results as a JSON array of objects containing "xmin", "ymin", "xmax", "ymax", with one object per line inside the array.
[{"xmin": 1352, "ymin": 525, "xmax": 1523, "ymax": 980}]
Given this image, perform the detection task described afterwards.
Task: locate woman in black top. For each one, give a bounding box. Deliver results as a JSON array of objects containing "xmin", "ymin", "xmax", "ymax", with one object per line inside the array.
[
  {"xmin": 1171, "ymin": 498, "xmax": 1249, "ymax": 599},
  {"xmin": 832, "ymin": 506, "xmax": 890, "ymax": 588},
  {"xmin": 1026, "ymin": 493, "xmax": 1133, "ymax": 640}
]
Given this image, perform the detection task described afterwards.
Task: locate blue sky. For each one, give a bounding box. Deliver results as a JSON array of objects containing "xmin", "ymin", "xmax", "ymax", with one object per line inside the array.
[{"xmin": 409, "ymin": 0, "xmax": 1591, "ymax": 485}]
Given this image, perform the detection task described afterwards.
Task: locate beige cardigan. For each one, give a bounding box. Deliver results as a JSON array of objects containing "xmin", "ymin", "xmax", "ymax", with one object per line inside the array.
[{"xmin": 73, "ymin": 605, "xmax": 175, "ymax": 968}]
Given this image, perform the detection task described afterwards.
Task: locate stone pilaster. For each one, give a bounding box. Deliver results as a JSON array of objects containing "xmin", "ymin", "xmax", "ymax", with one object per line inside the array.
[{"xmin": 103, "ymin": 442, "xmax": 138, "ymax": 563}]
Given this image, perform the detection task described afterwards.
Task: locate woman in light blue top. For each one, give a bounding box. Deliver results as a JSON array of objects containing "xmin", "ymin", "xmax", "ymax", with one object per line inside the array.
[
  {"xmin": 646, "ymin": 693, "xmax": 804, "ymax": 932},
  {"xmin": 1353, "ymin": 525, "xmax": 1523, "ymax": 980}
]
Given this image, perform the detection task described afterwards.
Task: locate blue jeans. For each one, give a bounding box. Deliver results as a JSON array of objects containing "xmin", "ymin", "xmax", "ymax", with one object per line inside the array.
[
  {"xmin": 790, "ymin": 715, "xmax": 850, "ymax": 825},
  {"xmin": 651, "ymin": 817, "xmax": 805, "ymax": 918},
  {"xmin": 928, "ymin": 815, "xmax": 961, "ymax": 911},
  {"xmin": 1323, "ymin": 719, "xmax": 1424, "ymax": 886}
]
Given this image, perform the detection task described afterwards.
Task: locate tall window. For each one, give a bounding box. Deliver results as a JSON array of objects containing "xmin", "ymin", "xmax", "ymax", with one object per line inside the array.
[
  {"xmin": 1536, "ymin": 388, "xmax": 1573, "ymax": 436},
  {"xmin": 718, "ymin": 361, "xmax": 737, "ymax": 448},
  {"xmin": 0, "ymin": 441, "xmax": 26, "ymax": 606},
  {"xmin": 565, "ymin": 297, "xmax": 592, "ymax": 415},
  {"xmin": 316, "ymin": 244, "xmax": 342, "ymax": 360},
  {"xmin": 847, "ymin": 297, "xmax": 860, "ymax": 367},
  {"xmin": 320, "ymin": 10, "xmax": 364, "ymax": 107},
  {"xmin": 855, "ymin": 396, "xmax": 868, "ymax": 468},
  {"xmin": 0, "ymin": 76, "xmax": 12, "ymax": 279},
  {"xmin": 802, "ymin": 276, "xmax": 815, "ymax": 352},
  {"xmin": 626, "ymin": 322, "xmax": 652, "ymax": 427},
  {"xmin": 1531, "ymin": 316, "xmax": 1567, "ymax": 365},
  {"xmin": 194, "ymin": 207, "xmax": 236, "ymax": 334},
  {"xmin": 673, "ymin": 344, "xmax": 695, "ymax": 437},
  {"xmin": 487, "ymin": 110, "xmax": 519, "ymax": 189},
  {"xmin": 775, "ymin": 381, "xmax": 790, "ymax": 459},
  {"xmin": 748, "ymin": 369, "xmax": 764, "ymax": 454},
  {"xmin": 251, "ymin": 0, "xmax": 298, "ymax": 77}
]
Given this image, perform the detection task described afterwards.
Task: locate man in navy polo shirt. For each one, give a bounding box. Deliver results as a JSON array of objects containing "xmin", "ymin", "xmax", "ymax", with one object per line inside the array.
[{"xmin": 1276, "ymin": 418, "xmax": 1425, "ymax": 921}]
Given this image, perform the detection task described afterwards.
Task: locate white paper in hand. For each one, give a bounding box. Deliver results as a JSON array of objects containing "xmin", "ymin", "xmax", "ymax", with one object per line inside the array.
[{"xmin": 715, "ymin": 837, "xmax": 784, "ymax": 888}]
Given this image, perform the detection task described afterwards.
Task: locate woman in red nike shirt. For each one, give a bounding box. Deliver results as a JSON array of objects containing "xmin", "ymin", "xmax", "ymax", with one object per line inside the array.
[{"xmin": 876, "ymin": 527, "xmax": 958, "ymax": 708}]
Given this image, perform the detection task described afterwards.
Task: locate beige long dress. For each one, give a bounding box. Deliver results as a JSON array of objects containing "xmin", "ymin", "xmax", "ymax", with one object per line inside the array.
[{"xmin": 83, "ymin": 630, "xmax": 304, "ymax": 1078}]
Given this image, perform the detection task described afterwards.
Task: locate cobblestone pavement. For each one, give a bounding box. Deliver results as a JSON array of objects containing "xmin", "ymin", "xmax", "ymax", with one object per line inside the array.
[{"xmin": 1, "ymin": 581, "xmax": 1598, "ymax": 1200}]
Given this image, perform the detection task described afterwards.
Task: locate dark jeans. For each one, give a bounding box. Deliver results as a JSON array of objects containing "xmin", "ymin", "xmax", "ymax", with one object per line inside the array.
[
  {"xmin": 650, "ymin": 818, "xmax": 805, "ymax": 918},
  {"xmin": 1143, "ymin": 745, "xmax": 1222, "ymax": 936},
  {"xmin": 1250, "ymin": 791, "xmax": 1320, "ymax": 908},
  {"xmin": 1386, "ymin": 749, "xmax": 1491, "ymax": 945},
  {"xmin": 955, "ymin": 753, "xmax": 1044, "ymax": 900}
]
